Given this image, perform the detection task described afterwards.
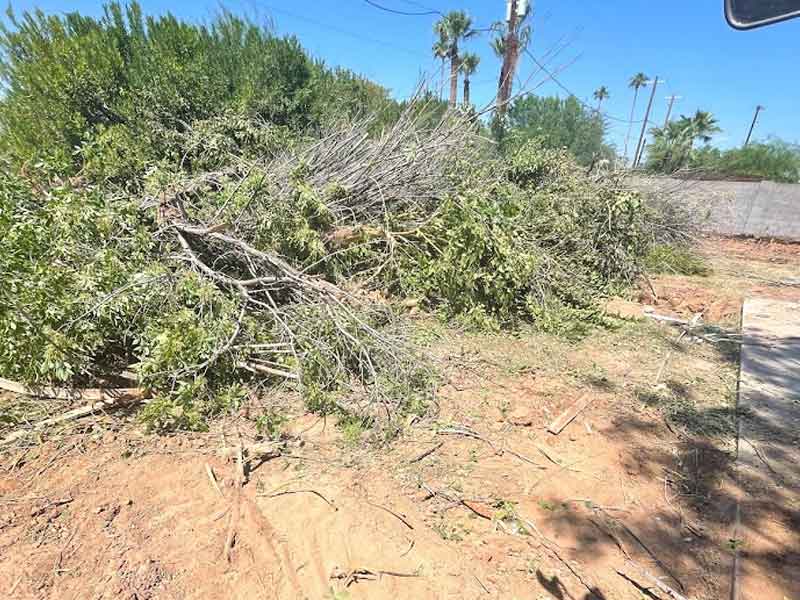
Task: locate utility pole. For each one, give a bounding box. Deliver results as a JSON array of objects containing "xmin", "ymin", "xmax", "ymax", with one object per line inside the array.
[
  {"xmin": 496, "ymin": 0, "xmax": 528, "ymax": 119},
  {"xmin": 744, "ymin": 105, "xmax": 765, "ymax": 146},
  {"xmin": 663, "ymin": 95, "xmax": 681, "ymax": 128},
  {"xmin": 633, "ymin": 76, "xmax": 660, "ymax": 168}
]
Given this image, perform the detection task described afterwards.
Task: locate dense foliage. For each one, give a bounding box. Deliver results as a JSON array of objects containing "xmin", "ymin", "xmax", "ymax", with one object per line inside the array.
[
  {"xmin": 0, "ymin": 3, "xmax": 399, "ymax": 179},
  {"xmin": 689, "ymin": 140, "xmax": 800, "ymax": 183},
  {"xmin": 503, "ymin": 95, "xmax": 615, "ymax": 165},
  {"xmin": 644, "ymin": 111, "xmax": 720, "ymax": 174}
]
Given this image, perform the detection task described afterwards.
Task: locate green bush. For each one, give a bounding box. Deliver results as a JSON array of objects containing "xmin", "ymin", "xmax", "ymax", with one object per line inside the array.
[
  {"xmin": 690, "ymin": 140, "xmax": 800, "ymax": 183},
  {"xmin": 644, "ymin": 244, "xmax": 709, "ymax": 276},
  {"xmin": 0, "ymin": 3, "xmax": 399, "ymax": 180}
]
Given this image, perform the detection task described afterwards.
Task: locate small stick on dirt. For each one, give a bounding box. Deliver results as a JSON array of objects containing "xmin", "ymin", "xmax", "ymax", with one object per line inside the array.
[
  {"xmin": 473, "ymin": 574, "xmax": 490, "ymax": 594},
  {"xmin": 30, "ymin": 496, "xmax": 73, "ymax": 518},
  {"xmin": 437, "ymin": 425, "xmax": 544, "ymax": 468},
  {"xmin": 332, "ymin": 567, "xmax": 420, "ymax": 587},
  {"xmin": 437, "ymin": 425, "xmax": 499, "ymax": 453},
  {"xmin": 399, "ymin": 539, "xmax": 415, "ymax": 557},
  {"xmin": 260, "ymin": 489, "xmax": 337, "ymax": 511},
  {"xmin": 420, "ymin": 482, "xmax": 491, "ymax": 520},
  {"xmin": 503, "ymin": 447, "xmax": 547, "ymax": 470},
  {"xmin": 616, "ymin": 563, "xmax": 689, "ymax": 600},
  {"xmin": 408, "ymin": 441, "xmax": 444, "ymax": 464},
  {"xmin": 366, "ymin": 501, "xmax": 414, "ymax": 530},
  {"xmin": 205, "ymin": 464, "xmax": 224, "ymax": 497},
  {"xmin": 617, "ymin": 521, "xmax": 685, "ymax": 592},
  {"xmin": 547, "ymin": 393, "xmax": 594, "ymax": 435},
  {"xmin": 615, "ymin": 570, "xmax": 661, "ymax": 600}
]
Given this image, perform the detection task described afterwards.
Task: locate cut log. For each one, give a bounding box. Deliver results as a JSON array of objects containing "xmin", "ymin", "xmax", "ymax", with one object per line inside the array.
[
  {"xmin": 0, "ymin": 377, "xmax": 144, "ymax": 402},
  {"xmin": 0, "ymin": 380, "xmax": 149, "ymax": 447},
  {"xmin": 547, "ymin": 394, "xmax": 594, "ymax": 435}
]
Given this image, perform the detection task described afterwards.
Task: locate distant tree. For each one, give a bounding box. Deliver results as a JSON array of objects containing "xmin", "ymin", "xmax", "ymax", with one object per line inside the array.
[
  {"xmin": 645, "ymin": 110, "xmax": 721, "ymax": 173},
  {"xmin": 690, "ymin": 139, "xmax": 800, "ymax": 183},
  {"xmin": 459, "ymin": 53, "xmax": 480, "ymax": 107},
  {"xmin": 593, "ymin": 86, "xmax": 610, "ymax": 111},
  {"xmin": 434, "ymin": 11, "xmax": 477, "ymax": 108},
  {"xmin": 624, "ymin": 72, "xmax": 649, "ymax": 162},
  {"xmin": 506, "ymin": 94, "xmax": 614, "ymax": 165}
]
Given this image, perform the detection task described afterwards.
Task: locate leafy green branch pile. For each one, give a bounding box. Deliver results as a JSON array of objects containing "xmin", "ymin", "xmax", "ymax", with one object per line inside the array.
[{"xmin": 0, "ymin": 3, "xmax": 687, "ymax": 434}]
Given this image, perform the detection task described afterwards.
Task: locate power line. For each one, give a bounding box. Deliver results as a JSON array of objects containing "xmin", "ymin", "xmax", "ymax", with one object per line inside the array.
[
  {"xmin": 260, "ymin": 3, "xmax": 428, "ymax": 59},
  {"xmin": 522, "ymin": 47, "xmax": 645, "ymax": 125},
  {"xmin": 397, "ymin": 0, "xmax": 444, "ymax": 15},
  {"xmin": 362, "ymin": 0, "xmax": 440, "ymax": 17}
]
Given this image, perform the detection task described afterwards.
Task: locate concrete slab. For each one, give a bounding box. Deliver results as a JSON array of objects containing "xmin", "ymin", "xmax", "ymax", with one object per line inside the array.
[{"xmin": 733, "ymin": 297, "xmax": 800, "ymax": 599}]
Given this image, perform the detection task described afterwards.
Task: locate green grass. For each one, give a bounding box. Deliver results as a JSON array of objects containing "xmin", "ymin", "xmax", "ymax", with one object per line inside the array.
[{"xmin": 645, "ymin": 244, "xmax": 710, "ymax": 276}]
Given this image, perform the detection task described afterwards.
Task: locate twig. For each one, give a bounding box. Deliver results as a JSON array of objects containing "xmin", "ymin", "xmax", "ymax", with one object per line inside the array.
[
  {"xmin": 437, "ymin": 425, "xmax": 544, "ymax": 468},
  {"xmin": 260, "ymin": 489, "xmax": 337, "ymax": 511},
  {"xmin": 408, "ymin": 441, "xmax": 443, "ymax": 463},
  {"xmin": 205, "ymin": 464, "xmax": 224, "ymax": 497},
  {"xmin": 365, "ymin": 501, "xmax": 414, "ymax": 529},
  {"xmin": 616, "ymin": 562, "xmax": 689, "ymax": 600},
  {"xmin": 473, "ymin": 574, "xmax": 490, "ymax": 594}
]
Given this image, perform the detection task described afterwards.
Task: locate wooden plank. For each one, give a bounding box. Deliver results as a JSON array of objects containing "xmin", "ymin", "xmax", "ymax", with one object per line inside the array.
[{"xmin": 547, "ymin": 393, "xmax": 593, "ymax": 435}]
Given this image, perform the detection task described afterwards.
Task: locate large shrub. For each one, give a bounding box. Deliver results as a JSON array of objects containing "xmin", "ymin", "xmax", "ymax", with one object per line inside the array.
[{"xmin": 0, "ymin": 3, "xmax": 399, "ymax": 179}]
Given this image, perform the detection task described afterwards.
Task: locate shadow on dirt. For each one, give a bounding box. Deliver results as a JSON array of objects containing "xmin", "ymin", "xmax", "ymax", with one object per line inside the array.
[{"xmin": 537, "ymin": 407, "xmax": 800, "ymax": 598}]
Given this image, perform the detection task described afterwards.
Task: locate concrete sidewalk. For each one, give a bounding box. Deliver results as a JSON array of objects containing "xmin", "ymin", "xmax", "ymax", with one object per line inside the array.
[{"xmin": 733, "ymin": 297, "xmax": 800, "ymax": 599}]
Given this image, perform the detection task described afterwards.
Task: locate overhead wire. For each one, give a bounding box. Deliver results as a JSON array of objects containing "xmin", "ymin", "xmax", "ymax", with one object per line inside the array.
[
  {"xmin": 522, "ymin": 47, "xmax": 649, "ymax": 125},
  {"xmin": 259, "ymin": 2, "xmax": 429, "ymax": 59},
  {"xmin": 362, "ymin": 0, "xmax": 440, "ymax": 17}
]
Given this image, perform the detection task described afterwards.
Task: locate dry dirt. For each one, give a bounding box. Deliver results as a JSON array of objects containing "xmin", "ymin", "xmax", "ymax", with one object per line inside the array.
[{"xmin": 1, "ymin": 236, "xmax": 799, "ymax": 600}]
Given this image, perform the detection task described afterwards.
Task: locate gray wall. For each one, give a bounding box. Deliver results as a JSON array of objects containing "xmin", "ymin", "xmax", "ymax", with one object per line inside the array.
[{"xmin": 632, "ymin": 177, "xmax": 800, "ymax": 242}]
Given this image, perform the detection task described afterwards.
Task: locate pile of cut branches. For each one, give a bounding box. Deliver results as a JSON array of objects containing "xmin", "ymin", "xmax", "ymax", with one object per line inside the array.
[{"xmin": 1, "ymin": 98, "xmax": 691, "ymax": 436}]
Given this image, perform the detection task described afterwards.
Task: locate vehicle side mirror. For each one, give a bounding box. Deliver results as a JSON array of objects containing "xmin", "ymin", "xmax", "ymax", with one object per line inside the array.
[{"xmin": 726, "ymin": 0, "xmax": 800, "ymax": 29}]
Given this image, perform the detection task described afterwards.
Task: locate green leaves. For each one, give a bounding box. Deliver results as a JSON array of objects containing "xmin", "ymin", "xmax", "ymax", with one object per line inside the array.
[{"xmin": 0, "ymin": 2, "xmax": 400, "ymax": 179}]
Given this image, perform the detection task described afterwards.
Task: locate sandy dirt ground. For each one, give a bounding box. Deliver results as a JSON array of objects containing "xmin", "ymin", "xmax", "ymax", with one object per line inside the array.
[{"xmin": 1, "ymin": 236, "xmax": 798, "ymax": 600}]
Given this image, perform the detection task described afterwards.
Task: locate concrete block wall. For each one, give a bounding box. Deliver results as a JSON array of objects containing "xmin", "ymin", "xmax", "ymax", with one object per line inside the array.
[{"xmin": 631, "ymin": 176, "xmax": 800, "ymax": 242}]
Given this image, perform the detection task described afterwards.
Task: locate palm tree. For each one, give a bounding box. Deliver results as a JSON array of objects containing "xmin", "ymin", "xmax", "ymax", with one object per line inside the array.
[
  {"xmin": 434, "ymin": 11, "xmax": 477, "ymax": 108},
  {"xmin": 459, "ymin": 53, "xmax": 480, "ymax": 107},
  {"xmin": 690, "ymin": 110, "xmax": 721, "ymax": 144},
  {"xmin": 644, "ymin": 110, "xmax": 721, "ymax": 172},
  {"xmin": 432, "ymin": 35, "xmax": 449, "ymax": 101},
  {"xmin": 593, "ymin": 86, "xmax": 609, "ymax": 111},
  {"xmin": 624, "ymin": 72, "xmax": 649, "ymax": 163}
]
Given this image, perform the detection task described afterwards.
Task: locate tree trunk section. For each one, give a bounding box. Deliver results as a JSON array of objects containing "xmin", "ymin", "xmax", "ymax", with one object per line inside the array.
[{"xmin": 463, "ymin": 78, "xmax": 471, "ymax": 107}]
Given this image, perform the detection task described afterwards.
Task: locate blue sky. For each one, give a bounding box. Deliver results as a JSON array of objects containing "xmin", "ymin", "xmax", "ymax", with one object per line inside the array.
[{"xmin": 6, "ymin": 0, "xmax": 800, "ymax": 152}]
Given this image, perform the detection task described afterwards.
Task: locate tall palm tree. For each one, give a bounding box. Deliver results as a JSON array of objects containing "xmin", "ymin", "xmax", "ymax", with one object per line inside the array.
[
  {"xmin": 593, "ymin": 86, "xmax": 610, "ymax": 111},
  {"xmin": 432, "ymin": 35, "xmax": 449, "ymax": 101},
  {"xmin": 459, "ymin": 53, "xmax": 480, "ymax": 107},
  {"xmin": 434, "ymin": 11, "xmax": 477, "ymax": 108},
  {"xmin": 624, "ymin": 72, "xmax": 649, "ymax": 163}
]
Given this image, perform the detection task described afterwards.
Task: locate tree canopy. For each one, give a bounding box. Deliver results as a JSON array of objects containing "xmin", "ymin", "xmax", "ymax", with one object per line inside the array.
[
  {"xmin": 0, "ymin": 2, "xmax": 399, "ymax": 176},
  {"xmin": 505, "ymin": 95, "xmax": 614, "ymax": 165}
]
